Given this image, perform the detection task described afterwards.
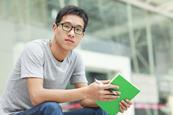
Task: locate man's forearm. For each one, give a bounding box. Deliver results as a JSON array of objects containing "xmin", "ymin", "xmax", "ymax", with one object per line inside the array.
[{"xmin": 31, "ymin": 87, "xmax": 88, "ymax": 105}]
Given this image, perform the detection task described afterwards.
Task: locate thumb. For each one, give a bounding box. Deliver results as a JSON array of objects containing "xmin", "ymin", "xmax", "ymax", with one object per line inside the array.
[{"xmin": 100, "ymin": 80, "xmax": 110, "ymax": 84}]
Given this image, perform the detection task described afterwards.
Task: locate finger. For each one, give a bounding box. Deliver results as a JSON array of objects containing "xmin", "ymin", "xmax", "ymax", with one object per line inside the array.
[
  {"xmin": 122, "ymin": 100, "xmax": 131, "ymax": 109},
  {"xmin": 105, "ymin": 90, "xmax": 121, "ymax": 96},
  {"xmin": 120, "ymin": 106, "xmax": 124, "ymax": 113},
  {"xmin": 102, "ymin": 84, "xmax": 119, "ymax": 90},
  {"xmin": 102, "ymin": 94, "xmax": 119, "ymax": 100},
  {"xmin": 100, "ymin": 80, "xmax": 110, "ymax": 84},
  {"xmin": 125, "ymin": 99, "xmax": 132, "ymax": 105},
  {"xmin": 120, "ymin": 102, "xmax": 127, "ymax": 111},
  {"xmin": 101, "ymin": 90, "xmax": 113, "ymax": 95},
  {"xmin": 113, "ymin": 91, "xmax": 121, "ymax": 96},
  {"xmin": 120, "ymin": 100, "xmax": 129, "ymax": 110},
  {"xmin": 102, "ymin": 98, "xmax": 118, "ymax": 101},
  {"xmin": 102, "ymin": 89, "xmax": 120, "ymax": 96}
]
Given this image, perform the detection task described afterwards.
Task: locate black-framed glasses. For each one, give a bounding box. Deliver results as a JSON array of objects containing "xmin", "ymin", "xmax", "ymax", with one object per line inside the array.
[{"xmin": 57, "ymin": 22, "xmax": 84, "ymax": 35}]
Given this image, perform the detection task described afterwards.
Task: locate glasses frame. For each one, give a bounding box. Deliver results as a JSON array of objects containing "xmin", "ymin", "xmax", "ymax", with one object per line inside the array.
[{"xmin": 57, "ymin": 22, "xmax": 84, "ymax": 35}]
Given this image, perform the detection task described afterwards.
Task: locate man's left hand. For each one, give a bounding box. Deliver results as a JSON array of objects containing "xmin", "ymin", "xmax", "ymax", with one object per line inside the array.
[{"xmin": 119, "ymin": 99, "xmax": 132, "ymax": 113}]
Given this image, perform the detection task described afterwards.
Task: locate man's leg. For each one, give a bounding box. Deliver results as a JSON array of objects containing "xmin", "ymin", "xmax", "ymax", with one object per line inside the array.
[
  {"xmin": 16, "ymin": 102, "xmax": 63, "ymax": 115},
  {"xmin": 64, "ymin": 108, "xmax": 108, "ymax": 115}
]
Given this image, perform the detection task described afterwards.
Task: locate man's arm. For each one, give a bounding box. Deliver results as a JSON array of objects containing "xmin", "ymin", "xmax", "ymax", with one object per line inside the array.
[
  {"xmin": 27, "ymin": 77, "xmax": 118, "ymax": 106},
  {"xmin": 27, "ymin": 78, "xmax": 89, "ymax": 106},
  {"xmin": 74, "ymin": 82, "xmax": 98, "ymax": 107}
]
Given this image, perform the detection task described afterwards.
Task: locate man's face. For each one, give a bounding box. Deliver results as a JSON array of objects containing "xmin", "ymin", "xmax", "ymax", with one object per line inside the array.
[{"xmin": 53, "ymin": 14, "xmax": 85, "ymax": 51}]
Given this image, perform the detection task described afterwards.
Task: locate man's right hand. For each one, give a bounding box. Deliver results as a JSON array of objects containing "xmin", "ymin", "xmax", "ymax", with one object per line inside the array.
[{"xmin": 85, "ymin": 80, "xmax": 120, "ymax": 101}]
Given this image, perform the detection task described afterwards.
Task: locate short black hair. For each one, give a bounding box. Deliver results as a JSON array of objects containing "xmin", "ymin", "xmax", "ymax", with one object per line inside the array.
[{"xmin": 55, "ymin": 5, "xmax": 88, "ymax": 32}]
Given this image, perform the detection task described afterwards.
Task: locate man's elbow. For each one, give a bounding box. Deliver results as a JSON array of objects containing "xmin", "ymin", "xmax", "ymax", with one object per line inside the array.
[
  {"xmin": 30, "ymin": 91, "xmax": 44, "ymax": 106},
  {"xmin": 30, "ymin": 97, "xmax": 40, "ymax": 106}
]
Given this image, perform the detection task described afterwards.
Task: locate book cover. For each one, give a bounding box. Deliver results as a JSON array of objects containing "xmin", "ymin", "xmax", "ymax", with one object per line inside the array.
[{"xmin": 96, "ymin": 74, "xmax": 140, "ymax": 115}]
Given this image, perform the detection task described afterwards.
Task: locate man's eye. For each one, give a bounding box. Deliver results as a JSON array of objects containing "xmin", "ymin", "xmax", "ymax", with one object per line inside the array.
[
  {"xmin": 75, "ymin": 28, "xmax": 82, "ymax": 32},
  {"xmin": 64, "ymin": 25, "xmax": 70, "ymax": 28},
  {"xmin": 64, "ymin": 25, "xmax": 71, "ymax": 28}
]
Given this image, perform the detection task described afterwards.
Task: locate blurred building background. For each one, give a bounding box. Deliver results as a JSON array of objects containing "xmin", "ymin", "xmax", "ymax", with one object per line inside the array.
[{"xmin": 0, "ymin": 0, "xmax": 173, "ymax": 115}]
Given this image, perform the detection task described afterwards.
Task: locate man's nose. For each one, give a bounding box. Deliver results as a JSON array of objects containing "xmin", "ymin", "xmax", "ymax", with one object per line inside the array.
[{"xmin": 68, "ymin": 27, "xmax": 75, "ymax": 37}]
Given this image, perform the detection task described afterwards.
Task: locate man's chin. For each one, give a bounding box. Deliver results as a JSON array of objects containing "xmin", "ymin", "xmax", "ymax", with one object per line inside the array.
[{"xmin": 63, "ymin": 46, "xmax": 75, "ymax": 51}]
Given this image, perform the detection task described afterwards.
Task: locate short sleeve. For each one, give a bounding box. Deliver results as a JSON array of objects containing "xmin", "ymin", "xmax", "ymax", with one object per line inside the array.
[
  {"xmin": 20, "ymin": 42, "xmax": 44, "ymax": 79},
  {"xmin": 70, "ymin": 53, "xmax": 88, "ymax": 84}
]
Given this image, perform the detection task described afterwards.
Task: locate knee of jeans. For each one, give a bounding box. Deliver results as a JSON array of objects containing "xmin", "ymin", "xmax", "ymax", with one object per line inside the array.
[
  {"xmin": 94, "ymin": 108, "xmax": 108, "ymax": 115},
  {"xmin": 40, "ymin": 102, "xmax": 62, "ymax": 112}
]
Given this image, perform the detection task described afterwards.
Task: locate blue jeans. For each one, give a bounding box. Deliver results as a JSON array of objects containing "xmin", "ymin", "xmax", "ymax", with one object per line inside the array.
[{"xmin": 16, "ymin": 102, "xmax": 108, "ymax": 115}]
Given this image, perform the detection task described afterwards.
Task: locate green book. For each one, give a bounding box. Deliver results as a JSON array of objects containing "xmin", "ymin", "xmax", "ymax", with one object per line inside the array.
[{"xmin": 96, "ymin": 74, "xmax": 140, "ymax": 115}]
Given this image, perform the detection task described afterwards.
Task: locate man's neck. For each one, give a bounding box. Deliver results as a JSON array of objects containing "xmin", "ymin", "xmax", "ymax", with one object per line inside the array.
[{"xmin": 50, "ymin": 39, "xmax": 70, "ymax": 62}]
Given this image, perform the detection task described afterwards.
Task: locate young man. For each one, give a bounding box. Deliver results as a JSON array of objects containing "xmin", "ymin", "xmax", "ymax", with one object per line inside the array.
[{"xmin": 1, "ymin": 5, "xmax": 132, "ymax": 115}]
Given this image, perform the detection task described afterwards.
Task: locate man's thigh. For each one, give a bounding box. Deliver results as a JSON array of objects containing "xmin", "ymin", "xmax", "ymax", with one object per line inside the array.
[
  {"xmin": 64, "ymin": 108, "xmax": 108, "ymax": 115},
  {"xmin": 16, "ymin": 102, "xmax": 63, "ymax": 115}
]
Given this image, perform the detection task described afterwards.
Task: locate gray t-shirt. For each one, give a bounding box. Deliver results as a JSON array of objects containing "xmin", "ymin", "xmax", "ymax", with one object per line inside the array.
[{"xmin": 1, "ymin": 39, "xmax": 87, "ymax": 115}]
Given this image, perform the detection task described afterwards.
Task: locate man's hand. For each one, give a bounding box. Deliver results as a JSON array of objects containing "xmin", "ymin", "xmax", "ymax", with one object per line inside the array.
[
  {"xmin": 85, "ymin": 80, "xmax": 120, "ymax": 101},
  {"xmin": 119, "ymin": 99, "xmax": 132, "ymax": 113}
]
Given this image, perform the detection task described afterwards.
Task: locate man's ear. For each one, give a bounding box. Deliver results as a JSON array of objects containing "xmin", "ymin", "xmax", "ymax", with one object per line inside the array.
[{"xmin": 52, "ymin": 23, "xmax": 56, "ymax": 31}]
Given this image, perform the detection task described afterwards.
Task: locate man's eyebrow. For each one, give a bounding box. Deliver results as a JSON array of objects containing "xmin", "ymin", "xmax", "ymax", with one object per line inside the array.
[
  {"xmin": 75, "ymin": 24, "xmax": 84, "ymax": 29},
  {"xmin": 61, "ymin": 21, "xmax": 84, "ymax": 27}
]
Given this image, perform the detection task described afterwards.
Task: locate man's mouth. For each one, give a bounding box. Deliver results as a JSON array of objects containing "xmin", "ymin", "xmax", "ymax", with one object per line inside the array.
[{"xmin": 65, "ymin": 39, "xmax": 75, "ymax": 43}]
